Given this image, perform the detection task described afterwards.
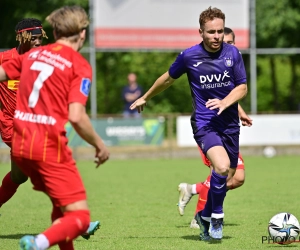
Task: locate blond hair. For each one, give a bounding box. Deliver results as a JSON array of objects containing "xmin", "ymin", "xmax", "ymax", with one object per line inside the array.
[{"xmin": 46, "ymin": 5, "xmax": 89, "ymax": 41}]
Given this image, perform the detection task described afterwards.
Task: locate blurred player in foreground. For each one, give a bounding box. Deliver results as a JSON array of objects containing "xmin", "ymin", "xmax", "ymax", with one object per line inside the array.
[
  {"xmin": 177, "ymin": 27, "xmax": 253, "ymax": 229},
  {"xmin": 0, "ymin": 6, "xmax": 109, "ymax": 250},
  {"xmin": 130, "ymin": 7, "xmax": 248, "ymax": 240},
  {"xmin": 0, "ymin": 17, "xmax": 100, "ymax": 243}
]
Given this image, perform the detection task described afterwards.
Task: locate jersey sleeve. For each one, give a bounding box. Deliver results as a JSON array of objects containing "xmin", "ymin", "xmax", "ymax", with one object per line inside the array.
[
  {"xmin": 168, "ymin": 51, "xmax": 186, "ymax": 79},
  {"xmin": 1, "ymin": 54, "xmax": 23, "ymax": 80},
  {"xmin": 233, "ymin": 49, "xmax": 247, "ymax": 85},
  {"xmin": 68, "ymin": 59, "xmax": 92, "ymax": 106}
]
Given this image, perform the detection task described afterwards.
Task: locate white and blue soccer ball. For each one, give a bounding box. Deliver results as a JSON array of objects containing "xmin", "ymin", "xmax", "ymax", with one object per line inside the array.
[{"xmin": 268, "ymin": 212, "xmax": 300, "ymax": 244}]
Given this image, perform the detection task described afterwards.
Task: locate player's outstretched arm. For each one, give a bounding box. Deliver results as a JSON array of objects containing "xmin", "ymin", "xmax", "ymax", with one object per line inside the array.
[
  {"xmin": 0, "ymin": 66, "xmax": 9, "ymax": 82},
  {"xmin": 69, "ymin": 102, "xmax": 110, "ymax": 167},
  {"xmin": 206, "ymin": 84, "xmax": 247, "ymax": 115},
  {"xmin": 238, "ymin": 103, "xmax": 252, "ymax": 127},
  {"xmin": 130, "ymin": 71, "xmax": 175, "ymax": 113}
]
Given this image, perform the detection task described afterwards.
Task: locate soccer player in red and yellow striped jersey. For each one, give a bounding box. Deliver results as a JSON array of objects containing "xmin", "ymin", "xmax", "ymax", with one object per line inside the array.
[
  {"xmin": 0, "ymin": 18, "xmax": 47, "ymax": 208},
  {"xmin": 0, "ymin": 8, "xmax": 109, "ymax": 249}
]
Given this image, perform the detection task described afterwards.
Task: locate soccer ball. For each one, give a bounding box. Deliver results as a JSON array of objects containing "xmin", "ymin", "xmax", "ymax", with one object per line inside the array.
[
  {"xmin": 263, "ymin": 146, "xmax": 276, "ymax": 158},
  {"xmin": 268, "ymin": 212, "xmax": 300, "ymax": 244}
]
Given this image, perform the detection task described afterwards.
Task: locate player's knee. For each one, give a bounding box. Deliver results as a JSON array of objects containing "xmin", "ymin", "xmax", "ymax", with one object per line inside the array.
[
  {"xmin": 214, "ymin": 164, "xmax": 229, "ymax": 176},
  {"xmin": 234, "ymin": 170, "xmax": 245, "ymax": 188},
  {"xmin": 10, "ymin": 171, "xmax": 28, "ymax": 184},
  {"xmin": 80, "ymin": 210, "xmax": 90, "ymax": 233},
  {"xmin": 71, "ymin": 210, "xmax": 90, "ymax": 234},
  {"xmin": 62, "ymin": 210, "xmax": 90, "ymax": 234},
  {"xmin": 11, "ymin": 161, "xmax": 28, "ymax": 184},
  {"xmin": 235, "ymin": 177, "xmax": 245, "ymax": 188}
]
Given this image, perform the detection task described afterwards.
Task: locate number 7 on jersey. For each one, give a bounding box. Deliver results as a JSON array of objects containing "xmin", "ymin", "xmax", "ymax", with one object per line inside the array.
[{"xmin": 28, "ymin": 61, "xmax": 54, "ymax": 108}]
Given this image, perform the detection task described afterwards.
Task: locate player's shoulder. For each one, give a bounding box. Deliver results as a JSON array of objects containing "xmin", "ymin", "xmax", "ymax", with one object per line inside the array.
[
  {"xmin": 59, "ymin": 44, "xmax": 90, "ymax": 68},
  {"xmin": 41, "ymin": 43, "xmax": 91, "ymax": 69},
  {"xmin": 181, "ymin": 44, "xmax": 202, "ymax": 57},
  {"xmin": 222, "ymin": 43, "xmax": 241, "ymax": 56},
  {"xmin": 0, "ymin": 48, "xmax": 18, "ymax": 65}
]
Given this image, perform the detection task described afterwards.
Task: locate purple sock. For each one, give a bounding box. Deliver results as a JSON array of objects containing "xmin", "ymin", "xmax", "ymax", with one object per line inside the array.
[
  {"xmin": 210, "ymin": 170, "xmax": 227, "ymax": 216},
  {"xmin": 201, "ymin": 189, "xmax": 212, "ymax": 218}
]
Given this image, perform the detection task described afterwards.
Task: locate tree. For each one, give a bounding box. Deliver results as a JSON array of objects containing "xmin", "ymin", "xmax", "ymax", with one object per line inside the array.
[{"xmin": 256, "ymin": 0, "xmax": 300, "ymax": 112}]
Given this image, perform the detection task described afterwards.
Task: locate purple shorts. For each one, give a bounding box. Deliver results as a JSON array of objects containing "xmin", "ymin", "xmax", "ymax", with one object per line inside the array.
[{"xmin": 194, "ymin": 126, "xmax": 239, "ymax": 168}]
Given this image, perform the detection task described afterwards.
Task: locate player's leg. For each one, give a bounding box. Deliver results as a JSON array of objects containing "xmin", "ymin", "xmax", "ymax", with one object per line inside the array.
[
  {"xmin": 193, "ymin": 154, "xmax": 244, "ymax": 229},
  {"xmin": 177, "ymin": 146, "xmax": 211, "ymax": 216},
  {"xmin": 207, "ymin": 132, "xmax": 239, "ymax": 240},
  {"xmin": 194, "ymin": 175, "xmax": 210, "ymax": 216},
  {"xmin": 204, "ymin": 146, "xmax": 229, "ymax": 240},
  {"xmin": 16, "ymin": 159, "xmax": 91, "ymax": 249},
  {"xmin": 226, "ymin": 154, "xmax": 245, "ymax": 190},
  {"xmin": 34, "ymin": 200, "xmax": 90, "ymax": 250},
  {"xmin": 192, "ymin": 128, "xmax": 228, "ymax": 240},
  {"xmin": 0, "ymin": 157, "xmax": 28, "ymax": 207},
  {"xmin": 193, "ymin": 149, "xmax": 212, "ymax": 216}
]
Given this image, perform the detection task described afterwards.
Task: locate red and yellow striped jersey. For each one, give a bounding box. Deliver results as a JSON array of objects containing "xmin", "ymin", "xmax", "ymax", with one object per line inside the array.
[
  {"xmin": 0, "ymin": 48, "xmax": 19, "ymax": 122},
  {"xmin": 2, "ymin": 43, "xmax": 92, "ymax": 162}
]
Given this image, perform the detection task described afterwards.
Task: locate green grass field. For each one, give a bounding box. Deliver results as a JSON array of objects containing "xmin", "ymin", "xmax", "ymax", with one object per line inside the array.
[{"xmin": 0, "ymin": 156, "xmax": 300, "ymax": 250}]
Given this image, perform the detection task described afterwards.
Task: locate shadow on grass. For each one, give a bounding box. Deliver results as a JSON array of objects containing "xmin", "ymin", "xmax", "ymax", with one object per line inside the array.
[
  {"xmin": 176, "ymin": 225, "xmax": 191, "ymax": 228},
  {"xmin": 265, "ymin": 243, "xmax": 300, "ymax": 248},
  {"xmin": 223, "ymin": 223, "xmax": 239, "ymax": 227},
  {"xmin": 176, "ymin": 223, "xmax": 239, "ymax": 229},
  {"xmin": 0, "ymin": 234, "xmax": 39, "ymax": 239},
  {"xmin": 181, "ymin": 235, "xmax": 233, "ymax": 242}
]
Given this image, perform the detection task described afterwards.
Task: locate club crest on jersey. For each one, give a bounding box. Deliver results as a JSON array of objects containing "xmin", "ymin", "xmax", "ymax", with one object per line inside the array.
[
  {"xmin": 80, "ymin": 78, "xmax": 91, "ymax": 97},
  {"xmin": 224, "ymin": 57, "xmax": 233, "ymax": 67}
]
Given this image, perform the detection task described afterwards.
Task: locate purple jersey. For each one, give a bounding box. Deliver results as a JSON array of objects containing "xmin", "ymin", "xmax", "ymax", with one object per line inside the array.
[{"xmin": 169, "ymin": 42, "xmax": 247, "ymax": 134}]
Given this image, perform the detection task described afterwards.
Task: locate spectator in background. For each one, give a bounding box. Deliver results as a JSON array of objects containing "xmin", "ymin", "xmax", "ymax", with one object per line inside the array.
[{"xmin": 122, "ymin": 73, "xmax": 142, "ymax": 118}]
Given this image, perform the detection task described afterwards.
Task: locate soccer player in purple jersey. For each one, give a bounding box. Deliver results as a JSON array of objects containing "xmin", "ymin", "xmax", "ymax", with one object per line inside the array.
[
  {"xmin": 177, "ymin": 27, "xmax": 253, "ymax": 231},
  {"xmin": 130, "ymin": 7, "xmax": 247, "ymax": 241}
]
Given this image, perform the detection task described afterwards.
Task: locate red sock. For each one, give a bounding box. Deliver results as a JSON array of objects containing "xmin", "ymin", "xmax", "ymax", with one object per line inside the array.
[
  {"xmin": 195, "ymin": 175, "xmax": 211, "ymax": 214},
  {"xmin": 43, "ymin": 209, "xmax": 90, "ymax": 248},
  {"xmin": 0, "ymin": 172, "xmax": 20, "ymax": 207},
  {"xmin": 195, "ymin": 182, "xmax": 203, "ymax": 194},
  {"xmin": 50, "ymin": 206, "xmax": 75, "ymax": 250}
]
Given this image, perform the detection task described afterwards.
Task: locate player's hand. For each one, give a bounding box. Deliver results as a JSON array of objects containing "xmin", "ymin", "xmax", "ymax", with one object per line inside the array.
[
  {"xmin": 94, "ymin": 145, "xmax": 110, "ymax": 168},
  {"xmin": 205, "ymin": 98, "xmax": 226, "ymax": 115},
  {"xmin": 240, "ymin": 113, "xmax": 253, "ymax": 127},
  {"xmin": 130, "ymin": 98, "xmax": 147, "ymax": 113}
]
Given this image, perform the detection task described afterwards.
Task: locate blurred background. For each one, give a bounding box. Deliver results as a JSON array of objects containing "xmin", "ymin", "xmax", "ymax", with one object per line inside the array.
[{"xmin": 1, "ymin": 0, "xmax": 300, "ymax": 160}]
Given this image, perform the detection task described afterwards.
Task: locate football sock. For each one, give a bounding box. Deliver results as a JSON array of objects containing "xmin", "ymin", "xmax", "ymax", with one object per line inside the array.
[
  {"xmin": 203, "ymin": 175, "xmax": 211, "ymax": 189},
  {"xmin": 210, "ymin": 170, "xmax": 227, "ymax": 218},
  {"xmin": 201, "ymin": 189, "xmax": 212, "ymax": 221},
  {"xmin": 195, "ymin": 183, "xmax": 202, "ymax": 194},
  {"xmin": 0, "ymin": 172, "xmax": 20, "ymax": 207},
  {"xmin": 193, "ymin": 174, "xmax": 210, "ymax": 195},
  {"xmin": 35, "ymin": 234, "xmax": 49, "ymax": 250},
  {"xmin": 42, "ymin": 209, "xmax": 90, "ymax": 248},
  {"xmin": 195, "ymin": 179, "xmax": 210, "ymax": 214}
]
